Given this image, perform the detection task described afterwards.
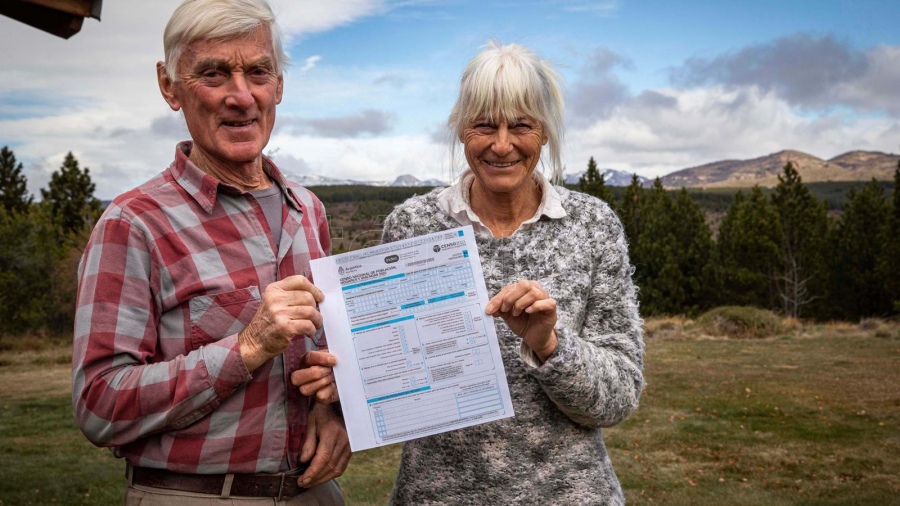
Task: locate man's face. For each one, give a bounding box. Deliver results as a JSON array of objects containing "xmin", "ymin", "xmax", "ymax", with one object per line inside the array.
[{"xmin": 161, "ymin": 26, "xmax": 283, "ymax": 171}]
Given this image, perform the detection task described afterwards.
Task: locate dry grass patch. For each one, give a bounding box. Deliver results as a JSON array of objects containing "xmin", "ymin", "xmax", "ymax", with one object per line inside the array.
[{"xmin": 608, "ymin": 332, "xmax": 900, "ymax": 505}]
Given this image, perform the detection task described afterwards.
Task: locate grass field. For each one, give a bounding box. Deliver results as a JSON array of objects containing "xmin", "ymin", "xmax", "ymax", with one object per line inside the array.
[{"xmin": 1, "ymin": 319, "xmax": 898, "ymax": 505}]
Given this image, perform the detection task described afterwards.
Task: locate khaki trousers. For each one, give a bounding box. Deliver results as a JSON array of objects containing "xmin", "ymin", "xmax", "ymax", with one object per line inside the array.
[{"xmin": 125, "ymin": 476, "xmax": 345, "ymax": 505}]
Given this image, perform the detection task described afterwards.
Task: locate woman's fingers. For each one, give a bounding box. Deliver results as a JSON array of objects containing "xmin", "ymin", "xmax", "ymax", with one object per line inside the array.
[{"xmin": 487, "ymin": 280, "xmax": 551, "ymax": 316}]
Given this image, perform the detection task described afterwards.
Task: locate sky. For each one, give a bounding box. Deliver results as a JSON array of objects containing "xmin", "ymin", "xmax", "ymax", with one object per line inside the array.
[{"xmin": 1, "ymin": 0, "xmax": 899, "ymax": 200}]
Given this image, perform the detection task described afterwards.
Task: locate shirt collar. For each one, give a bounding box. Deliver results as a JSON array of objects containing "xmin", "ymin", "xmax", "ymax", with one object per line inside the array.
[
  {"xmin": 437, "ymin": 168, "xmax": 567, "ymax": 237},
  {"xmin": 169, "ymin": 141, "xmax": 305, "ymax": 214}
]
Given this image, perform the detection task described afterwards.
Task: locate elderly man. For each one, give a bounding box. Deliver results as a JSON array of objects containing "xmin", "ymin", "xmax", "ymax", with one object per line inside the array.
[{"xmin": 72, "ymin": 0, "xmax": 347, "ymax": 503}]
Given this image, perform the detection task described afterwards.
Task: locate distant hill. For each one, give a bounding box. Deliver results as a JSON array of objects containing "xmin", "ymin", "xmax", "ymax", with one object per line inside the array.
[
  {"xmin": 287, "ymin": 173, "xmax": 448, "ymax": 187},
  {"xmin": 660, "ymin": 150, "xmax": 899, "ymax": 189},
  {"xmin": 387, "ymin": 174, "xmax": 448, "ymax": 187},
  {"xmin": 564, "ymin": 168, "xmax": 647, "ymax": 187}
]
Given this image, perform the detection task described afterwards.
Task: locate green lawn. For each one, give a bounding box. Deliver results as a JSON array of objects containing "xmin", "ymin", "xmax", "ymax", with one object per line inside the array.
[{"xmin": 1, "ymin": 320, "xmax": 898, "ymax": 505}]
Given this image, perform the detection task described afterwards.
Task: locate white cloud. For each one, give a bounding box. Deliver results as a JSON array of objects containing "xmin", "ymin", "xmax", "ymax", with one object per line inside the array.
[
  {"xmin": 271, "ymin": 0, "xmax": 384, "ymax": 35},
  {"xmin": 267, "ymin": 132, "xmax": 448, "ymax": 183},
  {"xmin": 564, "ymin": 85, "xmax": 900, "ymax": 179},
  {"xmin": 299, "ymin": 55, "xmax": 322, "ymax": 72}
]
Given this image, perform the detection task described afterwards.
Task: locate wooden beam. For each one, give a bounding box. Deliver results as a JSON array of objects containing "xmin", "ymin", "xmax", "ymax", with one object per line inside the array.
[
  {"xmin": 16, "ymin": 0, "xmax": 94, "ymax": 18},
  {"xmin": 0, "ymin": 1, "xmax": 86, "ymax": 39}
]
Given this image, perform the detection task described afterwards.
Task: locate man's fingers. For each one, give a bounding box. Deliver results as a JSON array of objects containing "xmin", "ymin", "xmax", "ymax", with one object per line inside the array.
[
  {"xmin": 298, "ymin": 430, "xmax": 349, "ymax": 487},
  {"xmin": 277, "ymin": 275, "xmax": 325, "ymax": 303},
  {"xmin": 290, "ymin": 366, "xmax": 328, "ymax": 386},
  {"xmin": 299, "ymin": 442, "xmax": 333, "ymax": 487},
  {"xmin": 299, "ymin": 350, "xmax": 337, "ymax": 368},
  {"xmin": 300, "ymin": 412, "xmax": 318, "ymax": 462},
  {"xmin": 298, "ymin": 375, "xmax": 336, "ymax": 397},
  {"xmin": 314, "ymin": 384, "xmax": 338, "ymax": 404},
  {"xmin": 279, "ymin": 306, "xmax": 323, "ymax": 335}
]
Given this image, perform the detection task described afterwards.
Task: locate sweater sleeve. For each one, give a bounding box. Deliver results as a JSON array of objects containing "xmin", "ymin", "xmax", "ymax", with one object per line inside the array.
[{"xmin": 522, "ymin": 201, "xmax": 645, "ymax": 428}]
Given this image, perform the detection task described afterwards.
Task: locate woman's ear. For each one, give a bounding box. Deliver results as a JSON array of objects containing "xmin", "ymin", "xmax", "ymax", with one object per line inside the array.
[{"xmin": 157, "ymin": 61, "xmax": 182, "ymax": 112}]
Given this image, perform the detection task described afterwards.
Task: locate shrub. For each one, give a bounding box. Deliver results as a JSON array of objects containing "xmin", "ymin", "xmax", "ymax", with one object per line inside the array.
[
  {"xmin": 696, "ymin": 305, "xmax": 785, "ymax": 339},
  {"xmin": 642, "ymin": 316, "xmax": 688, "ymax": 340}
]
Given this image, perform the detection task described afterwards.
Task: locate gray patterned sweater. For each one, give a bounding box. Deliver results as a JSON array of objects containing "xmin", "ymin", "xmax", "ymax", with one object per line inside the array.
[{"xmin": 382, "ymin": 186, "xmax": 645, "ymax": 505}]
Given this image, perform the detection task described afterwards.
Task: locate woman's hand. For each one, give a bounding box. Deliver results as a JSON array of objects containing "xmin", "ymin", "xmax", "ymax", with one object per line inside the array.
[{"xmin": 485, "ymin": 280, "xmax": 558, "ymax": 363}]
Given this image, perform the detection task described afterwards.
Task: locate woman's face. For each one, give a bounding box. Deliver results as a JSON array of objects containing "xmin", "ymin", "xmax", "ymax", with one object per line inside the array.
[{"xmin": 462, "ymin": 115, "xmax": 548, "ymax": 197}]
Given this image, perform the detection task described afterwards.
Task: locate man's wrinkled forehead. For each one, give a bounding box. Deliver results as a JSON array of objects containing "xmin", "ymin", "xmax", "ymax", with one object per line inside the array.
[{"xmin": 178, "ymin": 28, "xmax": 276, "ymax": 73}]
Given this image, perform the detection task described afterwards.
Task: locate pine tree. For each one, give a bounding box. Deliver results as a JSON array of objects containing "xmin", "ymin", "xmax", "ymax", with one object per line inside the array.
[
  {"xmin": 618, "ymin": 173, "xmax": 644, "ymax": 245},
  {"xmin": 0, "ymin": 206, "xmax": 56, "ymax": 338},
  {"xmin": 828, "ymin": 180, "xmax": 891, "ymax": 319},
  {"xmin": 771, "ymin": 162, "xmax": 828, "ymax": 318},
  {"xmin": 0, "ymin": 146, "xmax": 32, "ymax": 215},
  {"xmin": 715, "ymin": 186, "xmax": 782, "ymax": 309},
  {"xmin": 578, "ymin": 156, "xmax": 612, "ymax": 202},
  {"xmin": 877, "ymin": 164, "xmax": 900, "ymax": 314},
  {"xmin": 632, "ymin": 180, "xmax": 713, "ymax": 315},
  {"xmin": 40, "ymin": 152, "xmax": 102, "ymax": 239}
]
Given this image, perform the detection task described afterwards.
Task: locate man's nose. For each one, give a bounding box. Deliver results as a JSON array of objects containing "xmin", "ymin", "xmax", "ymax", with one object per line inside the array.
[
  {"xmin": 224, "ymin": 73, "xmax": 254, "ymax": 109},
  {"xmin": 491, "ymin": 124, "xmax": 514, "ymax": 156}
]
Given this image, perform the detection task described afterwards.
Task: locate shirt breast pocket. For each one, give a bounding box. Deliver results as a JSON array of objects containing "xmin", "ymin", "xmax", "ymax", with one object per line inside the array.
[{"xmin": 188, "ymin": 286, "xmax": 261, "ymax": 350}]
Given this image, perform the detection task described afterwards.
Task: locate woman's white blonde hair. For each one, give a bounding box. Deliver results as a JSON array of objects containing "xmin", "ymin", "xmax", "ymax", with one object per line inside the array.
[
  {"xmin": 447, "ymin": 40, "xmax": 565, "ymax": 183},
  {"xmin": 162, "ymin": 0, "xmax": 289, "ymax": 81}
]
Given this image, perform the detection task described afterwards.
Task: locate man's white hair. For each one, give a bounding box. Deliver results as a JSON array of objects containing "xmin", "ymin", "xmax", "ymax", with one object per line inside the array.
[
  {"xmin": 162, "ymin": 0, "xmax": 289, "ymax": 81},
  {"xmin": 447, "ymin": 40, "xmax": 566, "ymax": 182}
]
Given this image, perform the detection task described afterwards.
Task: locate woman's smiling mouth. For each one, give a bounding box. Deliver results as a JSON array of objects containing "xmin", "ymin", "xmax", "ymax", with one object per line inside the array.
[{"xmin": 485, "ymin": 160, "xmax": 519, "ymax": 168}]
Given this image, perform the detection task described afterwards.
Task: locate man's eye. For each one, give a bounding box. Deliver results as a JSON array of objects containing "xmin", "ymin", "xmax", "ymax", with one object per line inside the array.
[{"xmin": 474, "ymin": 123, "xmax": 495, "ymax": 133}]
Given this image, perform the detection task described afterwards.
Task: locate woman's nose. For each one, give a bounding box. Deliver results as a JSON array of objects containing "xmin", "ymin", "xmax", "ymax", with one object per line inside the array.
[{"xmin": 491, "ymin": 124, "xmax": 514, "ymax": 156}]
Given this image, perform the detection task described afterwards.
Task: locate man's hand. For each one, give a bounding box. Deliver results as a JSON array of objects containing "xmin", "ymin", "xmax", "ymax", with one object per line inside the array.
[
  {"xmin": 485, "ymin": 279, "xmax": 558, "ymax": 363},
  {"xmin": 238, "ymin": 275, "xmax": 324, "ymax": 372},
  {"xmin": 297, "ymin": 402, "xmax": 351, "ymax": 488},
  {"xmin": 291, "ymin": 350, "xmax": 339, "ymax": 404}
]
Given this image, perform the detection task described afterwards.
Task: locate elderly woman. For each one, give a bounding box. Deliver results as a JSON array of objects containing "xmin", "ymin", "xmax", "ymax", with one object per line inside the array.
[{"xmin": 381, "ymin": 41, "xmax": 645, "ymax": 505}]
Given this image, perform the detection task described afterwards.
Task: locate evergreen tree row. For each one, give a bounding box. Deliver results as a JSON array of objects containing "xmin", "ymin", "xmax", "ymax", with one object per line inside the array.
[
  {"xmin": 579, "ymin": 158, "xmax": 900, "ymax": 320},
  {"xmin": 2, "ymin": 145, "xmax": 898, "ymax": 340},
  {"xmin": 0, "ymin": 147, "xmax": 100, "ymax": 339}
]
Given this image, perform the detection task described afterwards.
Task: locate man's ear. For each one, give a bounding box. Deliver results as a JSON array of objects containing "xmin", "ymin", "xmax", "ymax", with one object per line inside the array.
[
  {"xmin": 157, "ymin": 61, "xmax": 182, "ymax": 112},
  {"xmin": 276, "ymin": 74, "xmax": 284, "ymax": 105}
]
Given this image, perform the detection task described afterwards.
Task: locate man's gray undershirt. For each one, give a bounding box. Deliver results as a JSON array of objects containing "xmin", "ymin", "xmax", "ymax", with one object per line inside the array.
[{"xmin": 250, "ymin": 184, "xmax": 284, "ymax": 251}]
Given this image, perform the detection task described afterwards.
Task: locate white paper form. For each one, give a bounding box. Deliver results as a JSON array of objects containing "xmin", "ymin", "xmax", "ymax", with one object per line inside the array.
[{"xmin": 309, "ymin": 225, "xmax": 514, "ymax": 451}]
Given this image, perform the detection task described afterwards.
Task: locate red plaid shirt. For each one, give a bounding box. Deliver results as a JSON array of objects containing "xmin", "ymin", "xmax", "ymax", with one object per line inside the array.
[{"xmin": 72, "ymin": 142, "xmax": 331, "ymax": 474}]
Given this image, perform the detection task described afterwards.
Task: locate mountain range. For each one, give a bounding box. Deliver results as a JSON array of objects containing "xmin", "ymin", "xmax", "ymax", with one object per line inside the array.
[
  {"xmin": 563, "ymin": 168, "xmax": 648, "ymax": 187},
  {"xmin": 289, "ymin": 168, "xmax": 646, "ymax": 188},
  {"xmin": 659, "ymin": 150, "xmax": 899, "ymax": 189},
  {"xmin": 285, "ymin": 150, "xmax": 897, "ymax": 189},
  {"xmin": 286, "ymin": 173, "xmax": 449, "ymax": 187}
]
